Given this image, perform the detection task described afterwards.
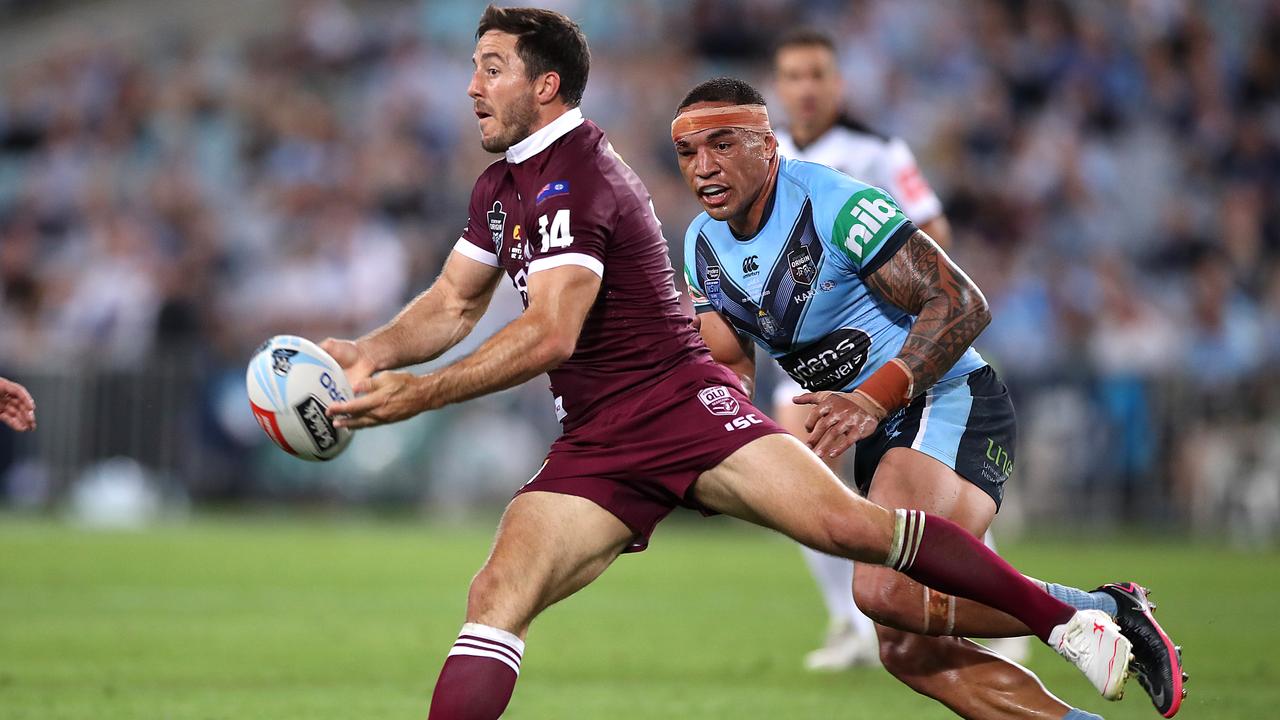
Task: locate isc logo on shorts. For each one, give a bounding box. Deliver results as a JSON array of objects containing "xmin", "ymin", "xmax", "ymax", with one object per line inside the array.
[
  {"xmin": 723, "ymin": 414, "xmax": 763, "ymax": 432},
  {"xmin": 698, "ymin": 386, "xmax": 740, "ymax": 416}
]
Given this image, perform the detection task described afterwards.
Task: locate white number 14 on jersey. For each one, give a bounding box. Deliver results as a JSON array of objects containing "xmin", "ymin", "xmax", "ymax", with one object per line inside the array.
[{"xmin": 538, "ymin": 209, "xmax": 575, "ymax": 252}]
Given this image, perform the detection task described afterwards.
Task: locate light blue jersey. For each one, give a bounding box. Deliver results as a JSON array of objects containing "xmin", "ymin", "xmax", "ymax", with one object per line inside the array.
[{"xmin": 683, "ymin": 156, "xmax": 985, "ymax": 393}]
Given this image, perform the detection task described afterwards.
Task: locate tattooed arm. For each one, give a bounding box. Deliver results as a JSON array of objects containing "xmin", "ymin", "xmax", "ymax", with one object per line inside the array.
[
  {"xmin": 796, "ymin": 229, "xmax": 989, "ymax": 458},
  {"xmin": 863, "ymin": 229, "xmax": 990, "ymax": 394}
]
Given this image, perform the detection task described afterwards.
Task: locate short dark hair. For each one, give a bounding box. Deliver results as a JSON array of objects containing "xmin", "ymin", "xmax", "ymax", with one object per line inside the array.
[
  {"xmin": 476, "ymin": 5, "xmax": 590, "ymax": 107},
  {"xmin": 676, "ymin": 77, "xmax": 767, "ymax": 114},
  {"xmin": 774, "ymin": 28, "xmax": 837, "ymax": 58}
]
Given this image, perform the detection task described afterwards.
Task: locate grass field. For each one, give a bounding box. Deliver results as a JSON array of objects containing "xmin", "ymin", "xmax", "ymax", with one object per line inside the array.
[{"xmin": 0, "ymin": 515, "xmax": 1276, "ymax": 719}]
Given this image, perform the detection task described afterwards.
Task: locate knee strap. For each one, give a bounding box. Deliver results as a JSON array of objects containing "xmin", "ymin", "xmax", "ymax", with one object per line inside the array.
[{"xmin": 922, "ymin": 586, "xmax": 956, "ymax": 636}]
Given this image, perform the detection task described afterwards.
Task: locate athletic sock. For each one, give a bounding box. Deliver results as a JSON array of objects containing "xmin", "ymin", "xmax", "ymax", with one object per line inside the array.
[
  {"xmin": 1039, "ymin": 582, "xmax": 1119, "ymax": 618},
  {"xmin": 429, "ymin": 623, "xmax": 525, "ymax": 720},
  {"xmin": 885, "ymin": 509, "xmax": 1075, "ymax": 642},
  {"xmin": 1062, "ymin": 709, "xmax": 1104, "ymax": 719}
]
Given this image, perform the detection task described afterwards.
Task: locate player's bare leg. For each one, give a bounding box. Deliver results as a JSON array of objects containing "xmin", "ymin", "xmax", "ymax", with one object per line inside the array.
[
  {"xmin": 429, "ymin": 491, "xmax": 633, "ymax": 720},
  {"xmin": 773, "ymin": 398, "xmax": 879, "ymax": 669},
  {"xmin": 853, "ymin": 448, "xmax": 1072, "ymax": 719},
  {"xmin": 692, "ymin": 433, "xmax": 1132, "ymax": 702}
]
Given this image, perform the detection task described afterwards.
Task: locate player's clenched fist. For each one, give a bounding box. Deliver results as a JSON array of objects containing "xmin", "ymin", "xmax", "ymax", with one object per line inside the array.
[
  {"xmin": 0, "ymin": 377, "xmax": 36, "ymax": 432},
  {"xmin": 792, "ymin": 390, "xmax": 883, "ymax": 459}
]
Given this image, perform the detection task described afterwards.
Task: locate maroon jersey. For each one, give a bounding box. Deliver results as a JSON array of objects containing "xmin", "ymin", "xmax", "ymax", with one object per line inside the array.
[{"xmin": 455, "ymin": 109, "xmax": 713, "ymax": 429}]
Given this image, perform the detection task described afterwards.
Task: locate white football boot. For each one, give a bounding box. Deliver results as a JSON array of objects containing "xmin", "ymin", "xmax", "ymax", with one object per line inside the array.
[{"xmin": 1049, "ymin": 609, "xmax": 1133, "ymax": 700}]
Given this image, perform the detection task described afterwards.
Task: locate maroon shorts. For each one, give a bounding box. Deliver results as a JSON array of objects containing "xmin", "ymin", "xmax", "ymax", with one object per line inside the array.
[{"xmin": 515, "ymin": 361, "xmax": 784, "ymax": 552}]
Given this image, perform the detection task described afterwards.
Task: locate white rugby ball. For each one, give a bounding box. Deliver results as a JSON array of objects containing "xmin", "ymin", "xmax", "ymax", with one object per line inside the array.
[{"xmin": 246, "ymin": 335, "xmax": 354, "ymax": 461}]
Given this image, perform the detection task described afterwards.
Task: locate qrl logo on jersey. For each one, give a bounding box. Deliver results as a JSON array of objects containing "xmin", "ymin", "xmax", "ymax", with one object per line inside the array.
[
  {"xmin": 698, "ymin": 386, "xmax": 740, "ymax": 417},
  {"xmin": 834, "ymin": 189, "xmax": 905, "ymax": 261}
]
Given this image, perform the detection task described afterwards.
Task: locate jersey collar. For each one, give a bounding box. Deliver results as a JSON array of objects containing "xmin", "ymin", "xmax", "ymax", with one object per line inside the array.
[
  {"xmin": 505, "ymin": 107, "xmax": 585, "ymax": 164},
  {"xmin": 729, "ymin": 156, "xmax": 782, "ymax": 243}
]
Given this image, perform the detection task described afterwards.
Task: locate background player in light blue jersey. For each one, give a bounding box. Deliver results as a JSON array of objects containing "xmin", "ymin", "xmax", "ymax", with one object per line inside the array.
[
  {"xmin": 770, "ymin": 28, "xmax": 1030, "ymax": 671},
  {"xmin": 674, "ymin": 77, "xmax": 1186, "ymax": 720}
]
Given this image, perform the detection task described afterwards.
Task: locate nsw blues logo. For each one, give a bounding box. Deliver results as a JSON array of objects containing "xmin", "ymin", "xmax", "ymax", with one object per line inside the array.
[
  {"xmin": 757, "ymin": 309, "xmax": 782, "ymax": 339},
  {"xmin": 698, "ymin": 386, "xmax": 740, "ymax": 417},
  {"xmin": 536, "ymin": 180, "xmax": 570, "ymax": 204}
]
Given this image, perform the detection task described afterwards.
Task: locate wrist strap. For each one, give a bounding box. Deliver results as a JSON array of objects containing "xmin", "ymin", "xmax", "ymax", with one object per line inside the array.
[{"xmin": 855, "ymin": 359, "xmax": 914, "ymax": 417}]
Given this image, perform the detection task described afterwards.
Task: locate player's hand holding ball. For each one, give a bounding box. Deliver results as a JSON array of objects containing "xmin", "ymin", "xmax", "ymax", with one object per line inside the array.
[
  {"xmin": 318, "ymin": 338, "xmax": 377, "ymax": 391},
  {"xmin": 793, "ymin": 390, "xmax": 884, "ymax": 459},
  {"xmin": 319, "ymin": 336, "xmax": 439, "ymax": 430},
  {"xmin": 326, "ymin": 368, "xmax": 430, "ymax": 430}
]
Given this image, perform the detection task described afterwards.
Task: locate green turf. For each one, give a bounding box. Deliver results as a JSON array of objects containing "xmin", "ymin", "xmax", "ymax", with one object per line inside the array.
[{"xmin": 0, "ymin": 515, "xmax": 1274, "ymax": 719}]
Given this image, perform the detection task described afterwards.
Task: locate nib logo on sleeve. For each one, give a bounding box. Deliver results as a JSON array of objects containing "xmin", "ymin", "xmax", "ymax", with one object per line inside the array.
[{"xmin": 833, "ymin": 188, "xmax": 906, "ymax": 262}]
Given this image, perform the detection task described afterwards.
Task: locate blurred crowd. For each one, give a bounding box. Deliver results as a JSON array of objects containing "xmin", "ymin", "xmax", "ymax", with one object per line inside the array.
[{"xmin": 0, "ymin": 0, "xmax": 1277, "ymax": 540}]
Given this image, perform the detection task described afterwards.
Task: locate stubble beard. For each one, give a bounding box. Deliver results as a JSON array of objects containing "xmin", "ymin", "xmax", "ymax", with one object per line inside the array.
[{"xmin": 481, "ymin": 89, "xmax": 538, "ymax": 153}]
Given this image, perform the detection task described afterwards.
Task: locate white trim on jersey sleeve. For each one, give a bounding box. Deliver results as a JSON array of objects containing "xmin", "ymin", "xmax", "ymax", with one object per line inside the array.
[
  {"xmin": 452, "ymin": 237, "xmax": 500, "ymax": 267},
  {"xmin": 528, "ymin": 252, "xmax": 604, "ymax": 278}
]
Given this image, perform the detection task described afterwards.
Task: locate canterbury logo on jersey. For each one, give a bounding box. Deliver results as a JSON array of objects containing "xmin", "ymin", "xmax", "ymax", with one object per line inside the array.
[{"xmin": 833, "ymin": 188, "xmax": 905, "ymax": 262}]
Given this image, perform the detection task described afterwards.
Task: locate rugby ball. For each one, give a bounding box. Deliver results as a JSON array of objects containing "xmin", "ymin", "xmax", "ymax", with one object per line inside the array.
[{"xmin": 246, "ymin": 335, "xmax": 354, "ymax": 461}]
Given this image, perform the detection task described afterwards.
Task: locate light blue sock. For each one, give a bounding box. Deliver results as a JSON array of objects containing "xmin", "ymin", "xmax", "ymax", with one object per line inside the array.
[
  {"xmin": 1044, "ymin": 582, "xmax": 1118, "ymax": 618},
  {"xmin": 1063, "ymin": 709, "xmax": 1104, "ymax": 720}
]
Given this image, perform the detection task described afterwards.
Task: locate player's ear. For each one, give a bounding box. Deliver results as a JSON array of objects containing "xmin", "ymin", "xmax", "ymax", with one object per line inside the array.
[
  {"xmin": 533, "ymin": 71, "xmax": 562, "ymax": 106},
  {"xmin": 765, "ymin": 131, "xmax": 778, "ymax": 158}
]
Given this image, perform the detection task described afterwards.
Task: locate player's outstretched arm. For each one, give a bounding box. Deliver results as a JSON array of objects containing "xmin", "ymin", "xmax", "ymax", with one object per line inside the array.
[
  {"xmin": 329, "ymin": 264, "xmax": 600, "ymax": 429},
  {"xmin": 695, "ymin": 310, "xmax": 756, "ymax": 397},
  {"xmin": 798, "ymin": 229, "xmax": 989, "ymax": 457},
  {"xmin": 0, "ymin": 377, "xmax": 36, "ymax": 432},
  {"xmin": 322, "ymin": 250, "xmax": 503, "ymax": 391}
]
